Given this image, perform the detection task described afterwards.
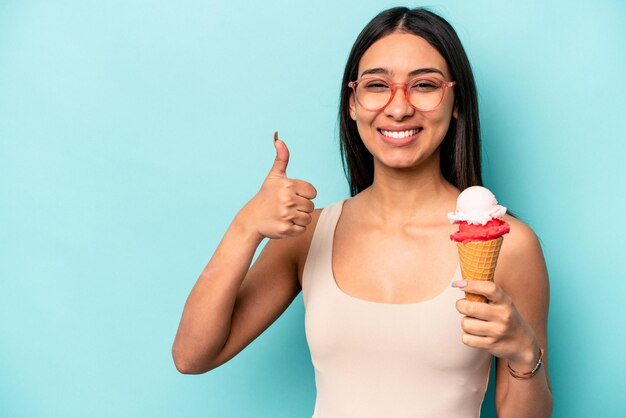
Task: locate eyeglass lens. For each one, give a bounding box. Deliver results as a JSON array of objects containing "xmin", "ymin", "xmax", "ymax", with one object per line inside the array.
[{"xmin": 355, "ymin": 78, "xmax": 446, "ymax": 111}]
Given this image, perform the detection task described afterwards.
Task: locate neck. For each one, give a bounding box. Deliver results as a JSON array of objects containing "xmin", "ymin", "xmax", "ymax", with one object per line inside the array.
[{"xmin": 361, "ymin": 152, "xmax": 458, "ymax": 226}]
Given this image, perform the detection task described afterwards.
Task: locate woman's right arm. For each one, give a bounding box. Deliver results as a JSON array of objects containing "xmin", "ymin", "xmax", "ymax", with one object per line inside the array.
[{"xmin": 172, "ymin": 136, "xmax": 317, "ymax": 374}]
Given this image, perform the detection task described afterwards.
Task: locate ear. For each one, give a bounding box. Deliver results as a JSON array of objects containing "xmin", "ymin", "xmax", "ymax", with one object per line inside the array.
[
  {"xmin": 452, "ymin": 98, "xmax": 458, "ymax": 119},
  {"xmin": 349, "ymin": 93, "xmax": 357, "ymax": 120}
]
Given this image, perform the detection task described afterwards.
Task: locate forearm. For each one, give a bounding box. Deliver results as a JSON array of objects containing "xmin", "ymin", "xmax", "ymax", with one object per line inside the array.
[
  {"xmin": 172, "ymin": 210, "xmax": 263, "ymax": 373},
  {"xmin": 497, "ymin": 351, "xmax": 553, "ymax": 418}
]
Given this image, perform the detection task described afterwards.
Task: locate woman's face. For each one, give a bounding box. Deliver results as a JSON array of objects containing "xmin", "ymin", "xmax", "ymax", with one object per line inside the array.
[{"xmin": 350, "ymin": 32, "xmax": 457, "ymax": 171}]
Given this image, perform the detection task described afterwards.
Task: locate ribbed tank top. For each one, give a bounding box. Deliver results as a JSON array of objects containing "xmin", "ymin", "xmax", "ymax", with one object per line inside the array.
[{"xmin": 302, "ymin": 200, "xmax": 492, "ymax": 418}]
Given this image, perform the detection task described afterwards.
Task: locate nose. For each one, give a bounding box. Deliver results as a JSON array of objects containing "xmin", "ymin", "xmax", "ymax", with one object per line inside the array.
[{"xmin": 384, "ymin": 85, "xmax": 414, "ymax": 120}]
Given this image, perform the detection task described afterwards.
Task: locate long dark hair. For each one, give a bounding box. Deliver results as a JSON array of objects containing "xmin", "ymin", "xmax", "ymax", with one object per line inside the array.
[{"xmin": 339, "ymin": 7, "xmax": 482, "ymax": 196}]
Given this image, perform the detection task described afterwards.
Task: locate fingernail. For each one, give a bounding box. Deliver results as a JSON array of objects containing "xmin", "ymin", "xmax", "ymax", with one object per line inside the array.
[{"xmin": 452, "ymin": 280, "xmax": 467, "ymax": 288}]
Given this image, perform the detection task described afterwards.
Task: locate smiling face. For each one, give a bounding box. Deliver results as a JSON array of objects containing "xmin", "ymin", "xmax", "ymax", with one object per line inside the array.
[{"xmin": 349, "ymin": 32, "xmax": 457, "ymax": 172}]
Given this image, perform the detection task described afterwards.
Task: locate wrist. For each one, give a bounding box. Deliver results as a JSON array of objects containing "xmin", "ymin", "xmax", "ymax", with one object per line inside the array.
[
  {"xmin": 507, "ymin": 347, "xmax": 544, "ymax": 380},
  {"xmin": 232, "ymin": 208, "xmax": 264, "ymax": 245},
  {"xmin": 507, "ymin": 339, "xmax": 540, "ymax": 372}
]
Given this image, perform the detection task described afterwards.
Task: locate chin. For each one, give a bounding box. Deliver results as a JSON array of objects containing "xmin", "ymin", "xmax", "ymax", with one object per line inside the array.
[
  {"xmin": 376, "ymin": 145, "xmax": 441, "ymax": 171},
  {"xmin": 377, "ymin": 155, "xmax": 422, "ymax": 170}
]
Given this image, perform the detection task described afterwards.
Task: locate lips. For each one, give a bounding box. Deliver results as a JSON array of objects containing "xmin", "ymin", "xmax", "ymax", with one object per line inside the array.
[{"xmin": 377, "ymin": 127, "xmax": 423, "ymax": 145}]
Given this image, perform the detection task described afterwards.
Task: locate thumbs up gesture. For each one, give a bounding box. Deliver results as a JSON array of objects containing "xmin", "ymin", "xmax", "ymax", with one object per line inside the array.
[{"xmin": 239, "ymin": 132, "xmax": 317, "ymax": 240}]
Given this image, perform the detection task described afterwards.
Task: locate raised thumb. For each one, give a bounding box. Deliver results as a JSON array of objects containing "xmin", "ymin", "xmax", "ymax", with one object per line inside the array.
[{"xmin": 269, "ymin": 131, "xmax": 289, "ymax": 176}]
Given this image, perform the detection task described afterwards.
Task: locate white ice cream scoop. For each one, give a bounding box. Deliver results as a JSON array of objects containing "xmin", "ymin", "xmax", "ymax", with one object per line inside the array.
[{"xmin": 448, "ymin": 186, "xmax": 507, "ymax": 225}]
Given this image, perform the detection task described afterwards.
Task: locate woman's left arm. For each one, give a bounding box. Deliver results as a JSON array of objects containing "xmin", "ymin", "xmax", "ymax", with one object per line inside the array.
[{"xmin": 454, "ymin": 217, "xmax": 553, "ymax": 418}]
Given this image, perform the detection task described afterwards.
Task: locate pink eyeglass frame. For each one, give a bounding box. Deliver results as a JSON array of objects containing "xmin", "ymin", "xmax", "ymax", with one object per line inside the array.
[{"xmin": 348, "ymin": 76, "xmax": 457, "ymax": 112}]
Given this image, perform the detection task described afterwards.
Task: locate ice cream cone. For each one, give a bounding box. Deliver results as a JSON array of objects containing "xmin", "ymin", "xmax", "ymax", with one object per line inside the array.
[{"xmin": 456, "ymin": 237, "xmax": 503, "ymax": 303}]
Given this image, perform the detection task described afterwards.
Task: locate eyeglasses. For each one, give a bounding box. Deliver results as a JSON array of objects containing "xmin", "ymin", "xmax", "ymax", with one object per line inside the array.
[{"xmin": 348, "ymin": 76, "xmax": 456, "ymax": 112}]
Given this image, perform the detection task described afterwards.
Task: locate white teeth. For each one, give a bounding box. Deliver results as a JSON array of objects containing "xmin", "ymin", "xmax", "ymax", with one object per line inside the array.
[{"xmin": 380, "ymin": 129, "xmax": 419, "ymax": 138}]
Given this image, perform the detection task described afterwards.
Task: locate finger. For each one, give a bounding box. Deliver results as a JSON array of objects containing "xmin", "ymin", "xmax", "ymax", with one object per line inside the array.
[
  {"xmin": 461, "ymin": 316, "xmax": 494, "ymax": 337},
  {"xmin": 291, "ymin": 211, "xmax": 313, "ymax": 227},
  {"xmin": 294, "ymin": 195, "xmax": 315, "ymax": 213},
  {"xmin": 286, "ymin": 223, "xmax": 306, "ymax": 237},
  {"xmin": 271, "ymin": 221, "xmax": 306, "ymax": 239},
  {"xmin": 461, "ymin": 333, "xmax": 494, "ymax": 350},
  {"xmin": 293, "ymin": 180, "xmax": 317, "ymax": 200},
  {"xmin": 453, "ymin": 279, "xmax": 503, "ymax": 304},
  {"xmin": 269, "ymin": 132, "xmax": 289, "ymax": 177},
  {"xmin": 455, "ymin": 298, "xmax": 495, "ymax": 321}
]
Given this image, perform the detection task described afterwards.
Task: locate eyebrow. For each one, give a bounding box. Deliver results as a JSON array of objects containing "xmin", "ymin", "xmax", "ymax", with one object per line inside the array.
[{"xmin": 360, "ymin": 67, "xmax": 446, "ymax": 78}]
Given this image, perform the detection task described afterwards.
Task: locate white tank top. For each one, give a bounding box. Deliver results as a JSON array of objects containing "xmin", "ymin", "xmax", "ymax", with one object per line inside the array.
[{"xmin": 302, "ymin": 200, "xmax": 492, "ymax": 418}]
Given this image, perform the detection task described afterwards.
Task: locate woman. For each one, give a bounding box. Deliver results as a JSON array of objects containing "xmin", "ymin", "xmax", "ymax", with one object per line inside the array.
[{"xmin": 173, "ymin": 7, "xmax": 553, "ymax": 417}]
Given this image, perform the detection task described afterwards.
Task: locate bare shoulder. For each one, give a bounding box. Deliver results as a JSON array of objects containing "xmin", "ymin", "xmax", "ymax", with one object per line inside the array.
[
  {"xmin": 500, "ymin": 215, "xmax": 543, "ymax": 260},
  {"xmin": 496, "ymin": 214, "xmax": 549, "ymax": 307}
]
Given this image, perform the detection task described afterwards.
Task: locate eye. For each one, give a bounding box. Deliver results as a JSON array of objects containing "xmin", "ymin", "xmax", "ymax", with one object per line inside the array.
[
  {"xmin": 410, "ymin": 79, "xmax": 440, "ymax": 92},
  {"xmin": 362, "ymin": 79, "xmax": 390, "ymax": 92}
]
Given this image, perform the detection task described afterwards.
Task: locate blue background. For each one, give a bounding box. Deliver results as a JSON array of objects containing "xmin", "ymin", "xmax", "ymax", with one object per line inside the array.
[{"xmin": 1, "ymin": 1, "xmax": 625, "ymax": 417}]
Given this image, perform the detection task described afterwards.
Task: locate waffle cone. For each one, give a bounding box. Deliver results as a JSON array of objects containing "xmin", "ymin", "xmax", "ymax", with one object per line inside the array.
[{"xmin": 456, "ymin": 237, "xmax": 504, "ymax": 303}]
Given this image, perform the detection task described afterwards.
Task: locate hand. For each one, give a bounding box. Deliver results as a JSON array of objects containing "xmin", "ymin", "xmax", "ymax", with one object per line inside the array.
[
  {"xmin": 453, "ymin": 280, "xmax": 540, "ymax": 369},
  {"xmin": 238, "ymin": 132, "xmax": 317, "ymax": 240}
]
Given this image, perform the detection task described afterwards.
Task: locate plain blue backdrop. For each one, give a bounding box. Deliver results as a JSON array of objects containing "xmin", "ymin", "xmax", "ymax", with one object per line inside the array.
[{"xmin": 1, "ymin": 1, "xmax": 625, "ymax": 417}]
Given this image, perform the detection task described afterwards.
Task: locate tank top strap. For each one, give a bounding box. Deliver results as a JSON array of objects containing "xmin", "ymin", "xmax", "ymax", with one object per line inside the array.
[{"xmin": 302, "ymin": 200, "xmax": 345, "ymax": 308}]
